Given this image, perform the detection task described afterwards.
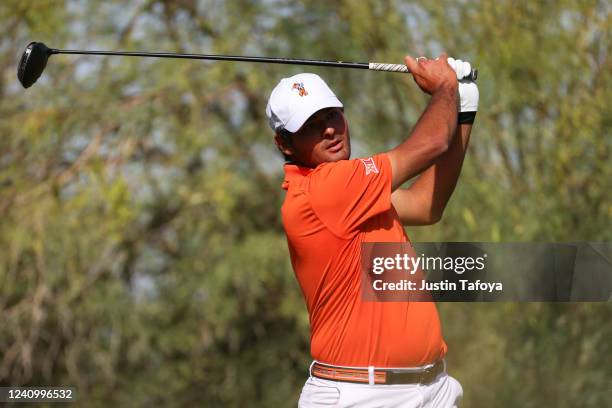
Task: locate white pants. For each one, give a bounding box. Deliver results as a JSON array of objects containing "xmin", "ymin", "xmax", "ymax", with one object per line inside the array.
[{"xmin": 298, "ymin": 370, "xmax": 463, "ymax": 408}]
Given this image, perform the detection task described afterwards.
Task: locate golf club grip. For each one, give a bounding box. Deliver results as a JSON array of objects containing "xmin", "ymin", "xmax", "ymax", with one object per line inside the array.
[{"xmin": 369, "ymin": 62, "xmax": 478, "ymax": 81}]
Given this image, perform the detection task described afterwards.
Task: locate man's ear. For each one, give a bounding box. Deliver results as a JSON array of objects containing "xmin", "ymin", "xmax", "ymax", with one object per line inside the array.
[{"xmin": 274, "ymin": 133, "xmax": 294, "ymax": 156}]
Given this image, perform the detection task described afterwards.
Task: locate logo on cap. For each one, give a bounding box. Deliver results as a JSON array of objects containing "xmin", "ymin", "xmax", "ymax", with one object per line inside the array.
[{"xmin": 292, "ymin": 82, "xmax": 308, "ymax": 97}]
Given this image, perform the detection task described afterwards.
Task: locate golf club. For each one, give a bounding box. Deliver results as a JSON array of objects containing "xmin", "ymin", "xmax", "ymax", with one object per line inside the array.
[{"xmin": 18, "ymin": 42, "xmax": 477, "ymax": 89}]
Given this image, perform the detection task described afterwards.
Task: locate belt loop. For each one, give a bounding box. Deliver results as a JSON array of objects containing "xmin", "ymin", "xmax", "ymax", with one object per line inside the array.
[
  {"xmin": 309, "ymin": 360, "xmax": 317, "ymax": 378},
  {"xmin": 368, "ymin": 366, "xmax": 375, "ymax": 385}
]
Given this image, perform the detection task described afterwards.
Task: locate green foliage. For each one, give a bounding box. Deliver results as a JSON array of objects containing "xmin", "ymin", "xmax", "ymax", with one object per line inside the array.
[{"xmin": 0, "ymin": 1, "xmax": 609, "ymax": 406}]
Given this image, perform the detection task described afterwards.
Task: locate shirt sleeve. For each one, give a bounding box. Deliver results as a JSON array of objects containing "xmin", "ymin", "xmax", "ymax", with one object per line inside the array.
[{"xmin": 308, "ymin": 153, "xmax": 392, "ymax": 238}]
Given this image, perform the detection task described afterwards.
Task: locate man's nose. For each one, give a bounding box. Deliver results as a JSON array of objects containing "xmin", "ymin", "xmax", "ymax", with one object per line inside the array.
[{"xmin": 322, "ymin": 126, "xmax": 335, "ymax": 139}]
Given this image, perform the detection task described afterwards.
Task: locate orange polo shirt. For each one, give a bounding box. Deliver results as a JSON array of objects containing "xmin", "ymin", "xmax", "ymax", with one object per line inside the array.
[{"xmin": 281, "ymin": 153, "xmax": 446, "ymax": 368}]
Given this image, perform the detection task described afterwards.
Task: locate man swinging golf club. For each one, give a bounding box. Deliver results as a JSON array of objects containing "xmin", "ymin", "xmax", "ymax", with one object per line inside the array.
[{"xmin": 266, "ymin": 53, "xmax": 478, "ymax": 407}]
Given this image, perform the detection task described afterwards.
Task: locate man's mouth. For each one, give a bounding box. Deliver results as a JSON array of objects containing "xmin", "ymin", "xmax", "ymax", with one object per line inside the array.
[{"xmin": 327, "ymin": 139, "xmax": 343, "ymax": 153}]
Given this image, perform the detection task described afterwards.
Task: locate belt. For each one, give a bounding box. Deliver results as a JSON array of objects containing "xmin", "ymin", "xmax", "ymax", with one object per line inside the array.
[{"xmin": 311, "ymin": 360, "xmax": 445, "ymax": 385}]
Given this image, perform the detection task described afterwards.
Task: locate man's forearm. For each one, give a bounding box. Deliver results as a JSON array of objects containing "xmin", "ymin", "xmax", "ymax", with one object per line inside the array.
[
  {"xmin": 390, "ymin": 123, "xmax": 472, "ymax": 225},
  {"xmin": 414, "ymin": 86, "xmax": 459, "ymax": 150},
  {"xmin": 388, "ymin": 85, "xmax": 458, "ymax": 191},
  {"xmin": 405, "ymin": 123, "xmax": 473, "ymax": 220}
]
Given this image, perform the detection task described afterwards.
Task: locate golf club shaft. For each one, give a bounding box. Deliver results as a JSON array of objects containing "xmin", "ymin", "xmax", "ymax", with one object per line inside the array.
[
  {"xmin": 52, "ymin": 49, "xmax": 478, "ymax": 80},
  {"xmin": 53, "ymin": 49, "xmax": 368, "ymax": 69}
]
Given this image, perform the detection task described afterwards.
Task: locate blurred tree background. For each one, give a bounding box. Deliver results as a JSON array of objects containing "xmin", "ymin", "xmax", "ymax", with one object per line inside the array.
[{"xmin": 0, "ymin": 0, "xmax": 610, "ymax": 406}]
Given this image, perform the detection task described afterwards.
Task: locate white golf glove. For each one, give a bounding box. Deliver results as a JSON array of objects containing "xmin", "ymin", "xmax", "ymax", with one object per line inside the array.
[
  {"xmin": 458, "ymin": 80, "xmax": 478, "ymax": 113},
  {"xmin": 447, "ymin": 57, "xmax": 472, "ymax": 81},
  {"xmin": 448, "ymin": 57, "xmax": 479, "ymax": 122}
]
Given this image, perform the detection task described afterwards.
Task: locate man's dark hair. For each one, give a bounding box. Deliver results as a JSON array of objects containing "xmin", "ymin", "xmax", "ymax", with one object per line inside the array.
[{"xmin": 278, "ymin": 128, "xmax": 294, "ymax": 162}]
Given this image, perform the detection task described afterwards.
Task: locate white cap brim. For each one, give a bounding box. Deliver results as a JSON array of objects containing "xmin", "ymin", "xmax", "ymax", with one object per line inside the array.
[{"xmin": 283, "ymin": 96, "xmax": 343, "ymax": 133}]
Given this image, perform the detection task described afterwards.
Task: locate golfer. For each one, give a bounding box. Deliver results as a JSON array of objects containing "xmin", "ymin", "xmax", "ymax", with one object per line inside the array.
[{"xmin": 266, "ymin": 54, "xmax": 478, "ymax": 407}]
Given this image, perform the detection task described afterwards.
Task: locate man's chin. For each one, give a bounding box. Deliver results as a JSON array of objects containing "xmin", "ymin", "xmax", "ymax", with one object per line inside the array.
[{"xmin": 326, "ymin": 151, "xmax": 349, "ymax": 162}]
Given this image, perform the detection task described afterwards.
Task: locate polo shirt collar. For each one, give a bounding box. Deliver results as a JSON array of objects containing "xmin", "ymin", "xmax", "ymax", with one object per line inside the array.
[{"xmin": 282, "ymin": 163, "xmax": 314, "ymax": 190}]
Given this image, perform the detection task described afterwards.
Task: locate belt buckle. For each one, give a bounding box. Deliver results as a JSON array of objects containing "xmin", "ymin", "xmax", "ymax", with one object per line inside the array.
[
  {"xmin": 389, "ymin": 361, "xmax": 438, "ymax": 385},
  {"xmin": 420, "ymin": 365, "xmax": 433, "ymax": 383},
  {"xmin": 421, "ymin": 361, "xmax": 441, "ymax": 383}
]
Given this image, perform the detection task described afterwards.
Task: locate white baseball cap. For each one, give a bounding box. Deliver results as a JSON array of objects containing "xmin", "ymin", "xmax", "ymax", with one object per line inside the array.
[{"xmin": 266, "ymin": 73, "xmax": 343, "ymax": 133}]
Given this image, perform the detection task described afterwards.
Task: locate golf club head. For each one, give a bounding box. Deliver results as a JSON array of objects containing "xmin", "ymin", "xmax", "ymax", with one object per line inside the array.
[{"xmin": 18, "ymin": 42, "xmax": 52, "ymax": 88}]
